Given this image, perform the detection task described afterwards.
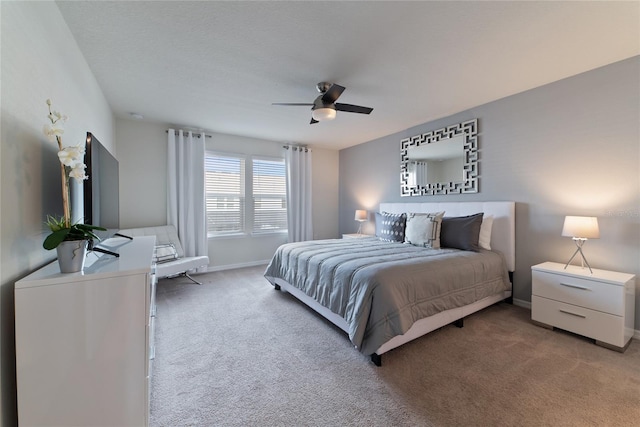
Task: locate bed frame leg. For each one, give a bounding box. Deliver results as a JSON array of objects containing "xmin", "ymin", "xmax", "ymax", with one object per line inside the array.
[
  {"xmin": 370, "ymin": 353, "xmax": 382, "ymax": 367},
  {"xmin": 505, "ymin": 272, "xmax": 514, "ymax": 304},
  {"xmin": 274, "ymin": 284, "xmax": 281, "ymax": 291},
  {"xmin": 454, "ymin": 318, "xmax": 464, "ymax": 328}
]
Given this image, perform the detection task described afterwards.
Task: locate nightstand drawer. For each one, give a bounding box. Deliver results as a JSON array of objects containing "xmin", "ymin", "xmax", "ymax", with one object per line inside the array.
[
  {"xmin": 532, "ymin": 296, "xmax": 626, "ymax": 347},
  {"xmin": 532, "ymin": 270, "xmax": 623, "ymax": 316}
]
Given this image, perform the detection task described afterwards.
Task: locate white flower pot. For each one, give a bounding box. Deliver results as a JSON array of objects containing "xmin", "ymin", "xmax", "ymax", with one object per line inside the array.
[{"xmin": 56, "ymin": 240, "xmax": 88, "ymax": 273}]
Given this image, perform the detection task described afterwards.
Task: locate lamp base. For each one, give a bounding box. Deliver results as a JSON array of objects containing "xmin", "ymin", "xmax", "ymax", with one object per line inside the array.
[{"xmin": 564, "ymin": 238, "xmax": 594, "ymax": 274}]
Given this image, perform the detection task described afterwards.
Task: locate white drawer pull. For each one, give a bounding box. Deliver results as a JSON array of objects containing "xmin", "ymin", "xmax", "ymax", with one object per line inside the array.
[
  {"xmin": 560, "ymin": 282, "xmax": 590, "ymax": 291},
  {"xmin": 559, "ymin": 309, "xmax": 586, "ymax": 319}
]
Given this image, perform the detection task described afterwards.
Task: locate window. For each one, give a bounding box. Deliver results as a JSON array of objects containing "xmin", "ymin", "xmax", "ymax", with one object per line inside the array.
[
  {"xmin": 205, "ymin": 154, "xmax": 245, "ymax": 235},
  {"xmin": 205, "ymin": 152, "xmax": 287, "ymax": 237},
  {"xmin": 252, "ymin": 158, "xmax": 287, "ymax": 233}
]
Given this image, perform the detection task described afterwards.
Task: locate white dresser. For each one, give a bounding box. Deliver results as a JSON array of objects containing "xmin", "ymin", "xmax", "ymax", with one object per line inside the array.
[
  {"xmin": 531, "ymin": 261, "xmax": 635, "ymax": 352},
  {"xmin": 15, "ymin": 236, "xmax": 157, "ymax": 426}
]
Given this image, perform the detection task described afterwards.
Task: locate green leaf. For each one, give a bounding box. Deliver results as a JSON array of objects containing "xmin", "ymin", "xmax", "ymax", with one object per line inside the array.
[
  {"xmin": 43, "ymin": 228, "xmax": 71, "ymax": 250},
  {"xmin": 42, "ymin": 221, "xmax": 108, "ymax": 249},
  {"xmin": 75, "ymin": 223, "xmax": 107, "ymax": 232}
]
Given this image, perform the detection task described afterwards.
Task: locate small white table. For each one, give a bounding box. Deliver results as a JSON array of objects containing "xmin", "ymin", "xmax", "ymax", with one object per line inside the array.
[
  {"xmin": 342, "ymin": 233, "xmax": 372, "ymax": 239},
  {"xmin": 531, "ymin": 261, "xmax": 635, "ymax": 352}
]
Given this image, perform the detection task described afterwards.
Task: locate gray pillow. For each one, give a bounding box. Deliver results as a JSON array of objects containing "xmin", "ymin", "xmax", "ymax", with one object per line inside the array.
[
  {"xmin": 375, "ymin": 212, "xmax": 406, "ymax": 242},
  {"xmin": 440, "ymin": 213, "xmax": 484, "ymax": 251}
]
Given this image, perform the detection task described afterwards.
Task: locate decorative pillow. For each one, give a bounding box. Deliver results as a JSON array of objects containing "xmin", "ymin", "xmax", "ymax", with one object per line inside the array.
[
  {"xmin": 479, "ymin": 215, "xmax": 493, "ymax": 250},
  {"xmin": 154, "ymin": 243, "xmax": 178, "ymax": 264},
  {"xmin": 404, "ymin": 211, "xmax": 445, "ymax": 249},
  {"xmin": 375, "ymin": 212, "xmax": 406, "ymax": 242},
  {"xmin": 440, "ymin": 213, "xmax": 484, "ymax": 252}
]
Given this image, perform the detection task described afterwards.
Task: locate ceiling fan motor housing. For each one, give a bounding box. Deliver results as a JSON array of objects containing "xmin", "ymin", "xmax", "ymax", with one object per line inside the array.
[
  {"xmin": 313, "ymin": 97, "xmax": 334, "ymax": 110},
  {"xmin": 316, "ymin": 82, "xmax": 333, "ymax": 93}
]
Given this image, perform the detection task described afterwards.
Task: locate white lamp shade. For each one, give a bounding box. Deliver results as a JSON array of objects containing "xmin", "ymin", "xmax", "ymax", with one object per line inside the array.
[
  {"xmin": 562, "ymin": 216, "xmax": 600, "ymax": 239},
  {"xmin": 312, "ymin": 107, "xmax": 336, "ymax": 121},
  {"xmin": 354, "ymin": 210, "xmax": 367, "ymax": 222}
]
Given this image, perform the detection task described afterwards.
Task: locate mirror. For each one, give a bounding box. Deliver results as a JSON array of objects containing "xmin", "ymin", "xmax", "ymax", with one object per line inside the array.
[
  {"xmin": 406, "ymin": 134, "xmax": 465, "ymax": 186},
  {"xmin": 401, "ymin": 119, "xmax": 478, "ymax": 196}
]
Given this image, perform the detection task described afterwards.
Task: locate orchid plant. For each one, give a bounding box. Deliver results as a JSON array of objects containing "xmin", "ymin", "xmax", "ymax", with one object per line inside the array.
[{"xmin": 42, "ymin": 99, "xmax": 105, "ymax": 250}]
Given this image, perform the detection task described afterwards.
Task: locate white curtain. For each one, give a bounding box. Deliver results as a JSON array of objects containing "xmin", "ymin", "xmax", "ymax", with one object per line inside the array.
[
  {"xmin": 167, "ymin": 129, "xmax": 208, "ymax": 263},
  {"xmin": 285, "ymin": 146, "xmax": 313, "ymax": 242}
]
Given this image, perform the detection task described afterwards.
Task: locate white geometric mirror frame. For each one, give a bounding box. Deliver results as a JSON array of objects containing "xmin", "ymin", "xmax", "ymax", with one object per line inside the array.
[{"xmin": 400, "ymin": 119, "xmax": 478, "ymax": 196}]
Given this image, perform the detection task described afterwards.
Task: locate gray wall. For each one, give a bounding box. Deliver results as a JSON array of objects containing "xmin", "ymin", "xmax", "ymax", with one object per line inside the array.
[
  {"xmin": 339, "ymin": 57, "xmax": 640, "ymax": 328},
  {"xmin": 1, "ymin": 2, "xmax": 115, "ymax": 424}
]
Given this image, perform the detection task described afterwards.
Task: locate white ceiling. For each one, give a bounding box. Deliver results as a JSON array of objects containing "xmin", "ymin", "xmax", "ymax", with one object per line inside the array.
[{"xmin": 56, "ymin": 1, "xmax": 639, "ymax": 150}]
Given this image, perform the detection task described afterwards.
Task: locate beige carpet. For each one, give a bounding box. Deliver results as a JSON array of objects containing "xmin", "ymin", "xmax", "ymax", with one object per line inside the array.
[{"xmin": 150, "ymin": 265, "xmax": 640, "ymax": 426}]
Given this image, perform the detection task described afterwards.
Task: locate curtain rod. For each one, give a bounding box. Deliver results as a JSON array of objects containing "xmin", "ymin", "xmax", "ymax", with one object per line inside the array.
[
  {"xmin": 283, "ymin": 145, "xmax": 310, "ymax": 152},
  {"xmin": 166, "ymin": 130, "xmax": 212, "ymax": 138}
]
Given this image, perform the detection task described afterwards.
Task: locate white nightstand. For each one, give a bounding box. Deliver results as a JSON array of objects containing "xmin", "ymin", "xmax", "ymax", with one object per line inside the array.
[
  {"xmin": 342, "ymin": 233, "xmax": 372, "ymax": 239},
  {"xmin": 531, "ymin": 261, "xmax": 636, "ymax": 352}
]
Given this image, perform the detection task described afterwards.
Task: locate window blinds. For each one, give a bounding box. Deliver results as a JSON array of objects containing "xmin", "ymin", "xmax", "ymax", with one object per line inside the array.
[
  {"xmin": 252, "ymin": 158, "xmax": 287, "ymax": 233},
  {"xmin": 204, "ymin": 153, "xmax": 287, "ymax": 236},
  {"xmin": 205, "ymin": 155, "xmax": 245, "ymax": 235}
]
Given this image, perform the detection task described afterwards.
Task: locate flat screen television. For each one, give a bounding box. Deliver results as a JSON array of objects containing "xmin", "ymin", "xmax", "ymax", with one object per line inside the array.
[{"xmin": 83, "ymin": 132, "xmax": 120, "ymax": 241}]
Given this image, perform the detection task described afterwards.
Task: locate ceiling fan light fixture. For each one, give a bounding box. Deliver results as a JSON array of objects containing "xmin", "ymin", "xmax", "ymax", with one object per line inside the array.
[{"xmin": 312, "ymin": 107, "xmax": 336, "ymax": 121}]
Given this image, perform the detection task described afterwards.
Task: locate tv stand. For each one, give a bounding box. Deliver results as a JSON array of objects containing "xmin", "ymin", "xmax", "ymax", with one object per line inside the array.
[
  {"xmin": 88, "ymin": 232, "xmax": 133, "ymax": 257},
  {"xmin": 91, "ymin": 246, "xmax": 120, "ymax": 258},
  {"xmin": 88, "ymin": 239, "xmax": 120, "ymax": 258}
]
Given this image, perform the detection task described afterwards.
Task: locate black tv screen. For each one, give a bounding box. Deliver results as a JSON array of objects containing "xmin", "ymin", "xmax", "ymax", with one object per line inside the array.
[{"xmin": 83, "ymin": 132, "xmax": 119, "ymax": 236}]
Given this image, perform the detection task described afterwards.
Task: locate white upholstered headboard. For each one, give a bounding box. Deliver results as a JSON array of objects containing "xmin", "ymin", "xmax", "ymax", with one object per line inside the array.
[{"xmin": 379, "ymin": 201, "xmax": 515, "ymax": 272}]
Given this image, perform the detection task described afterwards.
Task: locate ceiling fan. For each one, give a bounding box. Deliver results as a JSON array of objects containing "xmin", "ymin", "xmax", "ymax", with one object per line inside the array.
[{"xmin": 273, "ymin": 82, "xmax": 373, "ymax": 124}]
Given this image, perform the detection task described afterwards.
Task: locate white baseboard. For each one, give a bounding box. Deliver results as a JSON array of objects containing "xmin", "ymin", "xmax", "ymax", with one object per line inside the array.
[{"xmin": 202, "ymin": 260, "xmax": 270, "ymax": 273}]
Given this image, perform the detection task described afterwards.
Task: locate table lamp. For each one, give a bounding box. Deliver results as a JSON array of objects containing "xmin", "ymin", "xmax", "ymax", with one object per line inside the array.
[
  {"xmin": 355, "ymin": 210, "xmax": 368, "ymax": 234},
  {"xmin": 562, "ymin": 216, "xmax": 599, "ymax": 274}
]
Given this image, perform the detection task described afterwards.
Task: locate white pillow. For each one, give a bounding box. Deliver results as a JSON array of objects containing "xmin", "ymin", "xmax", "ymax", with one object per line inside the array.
[
  {"xmin": 479, "ymin": 215, "xmax": 493, "ymax": 250},
  {"xmin": 404, "ymin": 211, "xmax": 445, "ymax": 249}
]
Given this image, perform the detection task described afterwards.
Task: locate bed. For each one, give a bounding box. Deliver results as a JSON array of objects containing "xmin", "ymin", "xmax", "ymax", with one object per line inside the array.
[{"xmin": 264, "ymin": 201, "xmax": 515, "ymax": 365}]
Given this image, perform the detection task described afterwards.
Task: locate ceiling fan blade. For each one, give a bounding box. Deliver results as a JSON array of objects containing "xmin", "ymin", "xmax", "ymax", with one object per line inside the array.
[
  {"xmin": 310, "ymin": 118, "xmax": 319, "ymax": 125},
  {"xmin": 335, "ymin": 103, "xmax": 373, "ymax": 114},
  {"xmin": 321, "ymin": 84, "xmax": 345, "ymax": 104},
  {"xmin": 272, "ymin": 103, "xmax": 314, "ymax": 106}
]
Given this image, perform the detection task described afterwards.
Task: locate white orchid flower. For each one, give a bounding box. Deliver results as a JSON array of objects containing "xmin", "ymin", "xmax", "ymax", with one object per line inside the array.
[
  {"xmin": 57, "ymin": 150, "xmax": 77, "ymax": 167},
  {"xmin": 58, "ymin": 145, "xmax": 84, "ymax": 167},
  {"xmin": 69, "ymin": 163, "xmax": 88, "ymax": 181},
  {"xmin": 43, "ymin": 123, "xmax": 65, "ymax": 141},
  {"xmin": 53, "ymin": 111, "xmax": 68, "ymax": 122},
  {"xmin": 71, "ymin": 143, "xmax": 85, "ymax": 156}
]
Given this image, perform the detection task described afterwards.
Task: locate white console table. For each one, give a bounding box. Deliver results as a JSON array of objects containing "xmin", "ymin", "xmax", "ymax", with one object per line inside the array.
[{"xmin": 15, "ymin": 235, "xmax": 157, "ymax": 426}]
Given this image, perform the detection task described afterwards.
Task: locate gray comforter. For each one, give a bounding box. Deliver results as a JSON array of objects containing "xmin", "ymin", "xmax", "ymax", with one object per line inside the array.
[{"xmin": 264, "ymin": 237, "xmax": 511, "ymax": 355}]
